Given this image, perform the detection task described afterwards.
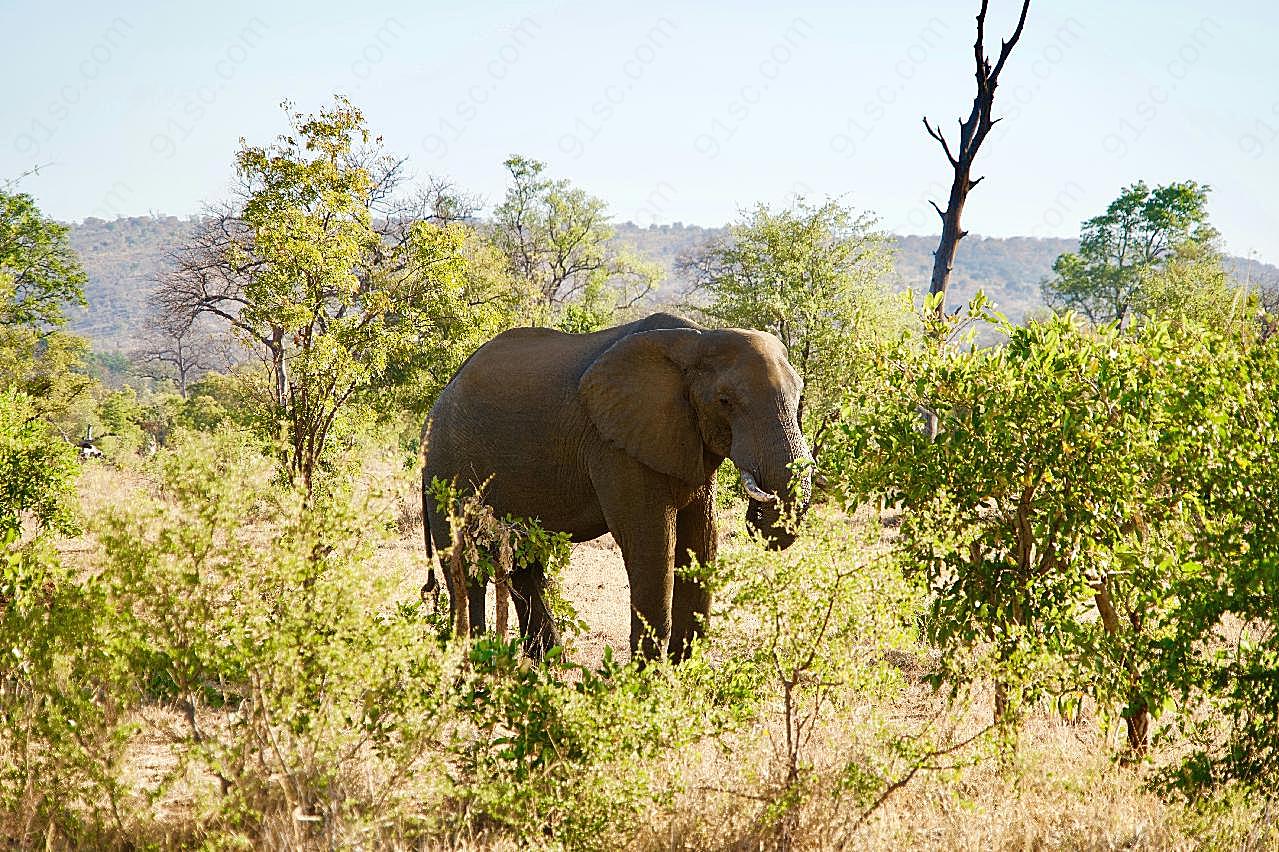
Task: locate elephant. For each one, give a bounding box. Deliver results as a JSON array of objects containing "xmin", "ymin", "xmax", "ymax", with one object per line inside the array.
[{"xmin": 421, "ymin": 312, "xmax": 812, "ymax": 662}]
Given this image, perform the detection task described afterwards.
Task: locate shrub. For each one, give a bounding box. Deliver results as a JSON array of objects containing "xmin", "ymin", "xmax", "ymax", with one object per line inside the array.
[
  {"xmin": 693, "ymin": 511, "xmax": 984, "ymax": 845},
  {"xmin": 89, "ymin": 430, "xmax": 727, "ymax": 848},
  {"xmin": 94, "ymin": 430, "xmax": 461, "ymax": 846},
  {"xmin": 831, "ymin": 316, "xmax": 1228, "ymax": 749},
  {"xmin": 444, "ymin": 640, "xmax": 718, "ymax": 850},
  {"xmin": 1149, "ymin": 334, "xmax": 1279, "ymax": 795},
  {"xmin": 0, "ymin": 390, "xmax": 138, "ymax": 846},
  {"xmin": 832, "ymin": 311, "xmax": 1279, "ymax": 794},
  {"xmin": 426, "ymin": 476, "xmax": 578, "ymax": 642}
]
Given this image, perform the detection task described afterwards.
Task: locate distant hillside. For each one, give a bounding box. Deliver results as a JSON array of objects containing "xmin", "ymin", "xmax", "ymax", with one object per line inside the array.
[
  {"xmin": 888, "ymin": 234, "xmax": 1078, "ymax": 321},
  {"xmin": 63, "ymin": 216, "xmax": 1278, "ymax": 351},
  {"xmin": 67, "ymin": 216, "xmax": 198, "ymax": 346},
  {"xmin": 617, "ymin": 224, "xmax": 1083, "ymax": 321}
]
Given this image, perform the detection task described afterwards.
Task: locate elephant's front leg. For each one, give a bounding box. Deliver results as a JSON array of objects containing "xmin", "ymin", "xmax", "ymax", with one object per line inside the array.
[
  {"xmin": 618, "ymin": 517, "xmax": 677, "ymax": 660},
  {"xmin": 671, "ymin": 485, "xmax": 716, "ymax": 662},
  {"xmin": 591, "ymin": 459, "xmax": 678, "ymax": 660}
]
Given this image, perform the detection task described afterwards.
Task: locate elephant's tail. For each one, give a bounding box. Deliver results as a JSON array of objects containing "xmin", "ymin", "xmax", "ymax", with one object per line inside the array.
[
  {"xmin": 421, "ymin": 514, "xmax": 440, "ymax": 597},
  {"xmin": 419, "ymin": 423, "xmax": 441, "ymax": 600}
]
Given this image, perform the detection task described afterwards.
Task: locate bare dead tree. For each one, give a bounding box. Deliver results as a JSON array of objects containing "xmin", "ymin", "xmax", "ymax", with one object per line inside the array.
[
  {"xmin": 922, "ymin": 0, "xmax": 1031, "ymax": 319},
  {"xmin": 151, "ymin": 207, "xmax": 290, "ymax": 398},
  {"xmin": 132, "ymin": 315, "xmax": 212, "ymax": 398}
]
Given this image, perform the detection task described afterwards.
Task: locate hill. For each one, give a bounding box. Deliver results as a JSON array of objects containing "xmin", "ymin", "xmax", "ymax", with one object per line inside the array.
[
  {"xmin": 67, "ymin": 215, "xmax": 199, "ymax": 347},
  {"xmin": 63, "ymin": 217, "xmax": 1278, "ymax": 351}
]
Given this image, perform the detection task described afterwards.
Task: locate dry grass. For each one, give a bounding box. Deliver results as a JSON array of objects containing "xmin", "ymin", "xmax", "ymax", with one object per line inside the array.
[
  {"xmin": 32, "ymin": 464, "xmax": 1277, "ymax": 850},
  {"xmin": 635, "ymin": 679, "xmax": 1248, "ymax": 851}
]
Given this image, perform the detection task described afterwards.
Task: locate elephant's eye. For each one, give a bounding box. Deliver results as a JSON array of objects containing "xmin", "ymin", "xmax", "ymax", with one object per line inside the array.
[{"xmin": 717, "ymin": 394, "xmax": 732, "ymax": 408}]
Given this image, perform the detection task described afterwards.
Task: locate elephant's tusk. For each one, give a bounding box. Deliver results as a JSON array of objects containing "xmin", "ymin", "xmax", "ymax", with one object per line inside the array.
[{"xmin": 741, "ymin": 470, "xmax": 778, "ymax": 503}]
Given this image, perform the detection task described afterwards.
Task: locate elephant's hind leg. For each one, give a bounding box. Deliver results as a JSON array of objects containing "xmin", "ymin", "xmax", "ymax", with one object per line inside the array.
[
  {"xmin": 509, "ymin": 560, "xmax": 561, "ymax": 660},
  {"xmin": 466, "ymin": 576, "xmax": 487, "ymax": 636},
  {"xmin": 671, "ymin": 486, "xmax": 717, "ymax": 662},
  {"xmin": 430, "ymin": 507, "xmax": 488, "ymax": 638}
]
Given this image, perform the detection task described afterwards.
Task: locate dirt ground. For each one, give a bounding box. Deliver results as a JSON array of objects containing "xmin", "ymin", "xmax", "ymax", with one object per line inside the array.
[{"xmin": 554, "ymin": 535, "xmax": 635, "ymax": 667}]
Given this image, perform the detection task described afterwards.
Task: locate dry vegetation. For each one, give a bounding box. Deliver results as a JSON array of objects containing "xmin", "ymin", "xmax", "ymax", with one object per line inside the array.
[{"xmin": 32, "ymin": 460, "xmax": 1273, "ymax": 851}]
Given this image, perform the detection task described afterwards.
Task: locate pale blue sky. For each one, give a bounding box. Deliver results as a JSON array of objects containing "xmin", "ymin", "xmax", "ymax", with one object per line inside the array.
[{"xmin": 3, "ymin": 1, "xmax": 1277, "ymax": 262}]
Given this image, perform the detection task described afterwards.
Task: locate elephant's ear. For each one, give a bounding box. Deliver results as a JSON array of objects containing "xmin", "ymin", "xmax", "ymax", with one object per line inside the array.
[{"xmin": 579, "ymin": 328, "xmax": 705, "ymax": 485}]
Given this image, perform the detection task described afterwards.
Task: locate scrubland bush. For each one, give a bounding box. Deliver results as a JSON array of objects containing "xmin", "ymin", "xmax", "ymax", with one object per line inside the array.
[
  {"xmin": 831, "ymin": 308, "xmax": 1279, "ymax": 803},
  {"xmin": 0, "ymin": 428, "xmax": 755, "ymax": 849},
  {"xmin": 445, "ymin": 640, "xmax": 710, "ymax": 849},
  {"xmin": 86, "ymin": 431, "xmax": 461, "ymax": 845},
  {"xmin": 1, "ymin": 411, "xmax": 996, "ymax": 849},
  {"xmin": 8, "ymin": 302, "xmax": 1279, "ymax": 848},
  {"xmin": 0, "ymin": 390, "xmax": 138, "ymax": 846},
  {"xmin": 668, "ymin": 513, "xmax": 1003, "ymax": 848}
]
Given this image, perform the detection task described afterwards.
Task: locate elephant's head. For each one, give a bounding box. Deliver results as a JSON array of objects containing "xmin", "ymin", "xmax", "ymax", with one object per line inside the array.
[{"xmin": 580, "ymin": 325, "xmax": 812, "ymax": 549}]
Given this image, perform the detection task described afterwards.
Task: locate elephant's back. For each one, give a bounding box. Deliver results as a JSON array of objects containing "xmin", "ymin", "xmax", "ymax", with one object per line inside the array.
[
  {"xmin": 436, "ymin": 316, "xmax": 688, "ymax": 405},
  {"xmin": 434, "ymin": 326, "xmax": 597, "ymax": 413},
  {"xmin": 422, "ymin": 324, "xmax": 607, "ymax": 530},
  {"xmin": 428, "ymin": 313, "xmax": 704, "ymax": 432}
]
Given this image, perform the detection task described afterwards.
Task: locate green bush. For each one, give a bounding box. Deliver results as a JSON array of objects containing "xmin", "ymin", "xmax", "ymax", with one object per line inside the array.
[
  {"xmin": 0, "ymin": 390, "xmax": 139, "ymax": 846},
  {"xmin": 1149, "ymin": 333, "xmax": 1279, "ymax": 795},
  {"xmin": 85, "ymin": 430, "xmax": 732, "ymax": 848},
  {"xmin": 177, "ymin": 370, "xmax": 273, "ymax": 436},
  {"xmin": 692, "ymin": 512, "xmax": 976, "ymax": 843},
  {"xmin": 832, "ymin": 310, "xmax": 1279, "ymax": 792},
  {"xmin": 444, "ymin": 640, "xmax": 718, "ymax": 849},
  {"xmin": 1, "ymin": 389, "xmax": 79, "ymax": 538},
  {"xmin": 836, "ymin": 318, "xmax": 1190, "ymax": 736},
  {"xmin": 93, "ymin": 430, "xmax": 461, "ymax": 845}
]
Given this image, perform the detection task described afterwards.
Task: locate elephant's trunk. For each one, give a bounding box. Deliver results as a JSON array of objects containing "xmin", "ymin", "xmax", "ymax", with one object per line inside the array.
[{"xmin": 740, "ymin": 424, "xmax": 812, "ymax": 550}]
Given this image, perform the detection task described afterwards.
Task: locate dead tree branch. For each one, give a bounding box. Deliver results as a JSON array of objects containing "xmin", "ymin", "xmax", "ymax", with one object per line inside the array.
[{"xmin": 923, "ymin": 0, "xmax": 1032, "ymax": 319}]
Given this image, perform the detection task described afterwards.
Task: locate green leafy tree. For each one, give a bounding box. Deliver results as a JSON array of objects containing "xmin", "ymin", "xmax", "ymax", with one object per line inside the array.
[
  {"xmin": 383, "ymin": 226, "xmax": 536, "ymax": 417},
  {"xmin": 1133, "ymin": 242, "xmax": 1251, "ymax": 333},
  {"xmin": 683, "ymin": 197, "xmax": 907, "ymax": 458},
  {"xmin": 0, "ymin": 190, "xmax": 87, "ymax": 330},
  {"xmin": 832, "ymin": 315, "xmax": 1245, "ymax": 757},
  {"xmin": 92, "ymin": 386, "xmax": 149, "ymax": 457},
  {"xmin": 1043, "ymin": 181, "xmax": 1218, "ymax": 326},
  {"xmin": 0, "ymin": 189, "xmax": 97, "ymax": 440},
  {"xmin": 491, "ymin": 155, "xmax": 660, "ymax": 328},
  {"xmin": 0, "ymin": 327, "xmax": 95, "ymax": 431},
  {"xmin": 155, "ymin": 98, "xmax": 498, "ymax": 492}
]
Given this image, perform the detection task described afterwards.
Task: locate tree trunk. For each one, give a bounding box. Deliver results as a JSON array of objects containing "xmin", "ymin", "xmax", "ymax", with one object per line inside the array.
[
  {"xmin": 1094, "ymin": 578, "xmax": 1149, "ymax": 760},
  {"xmin": 928, "ymin": 166, "xmax": 973, "ymax": 317},
  {"xmin": 269, "ymin": 328, "xmax": 289, "ymax": 407},
  {"xmin": 918, "ymin": 1, "xmax": 1030, "ymax": 441},
  {"xmin": 921, "ymin": 0, "xmax": 1031, "ymax": 321}
]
